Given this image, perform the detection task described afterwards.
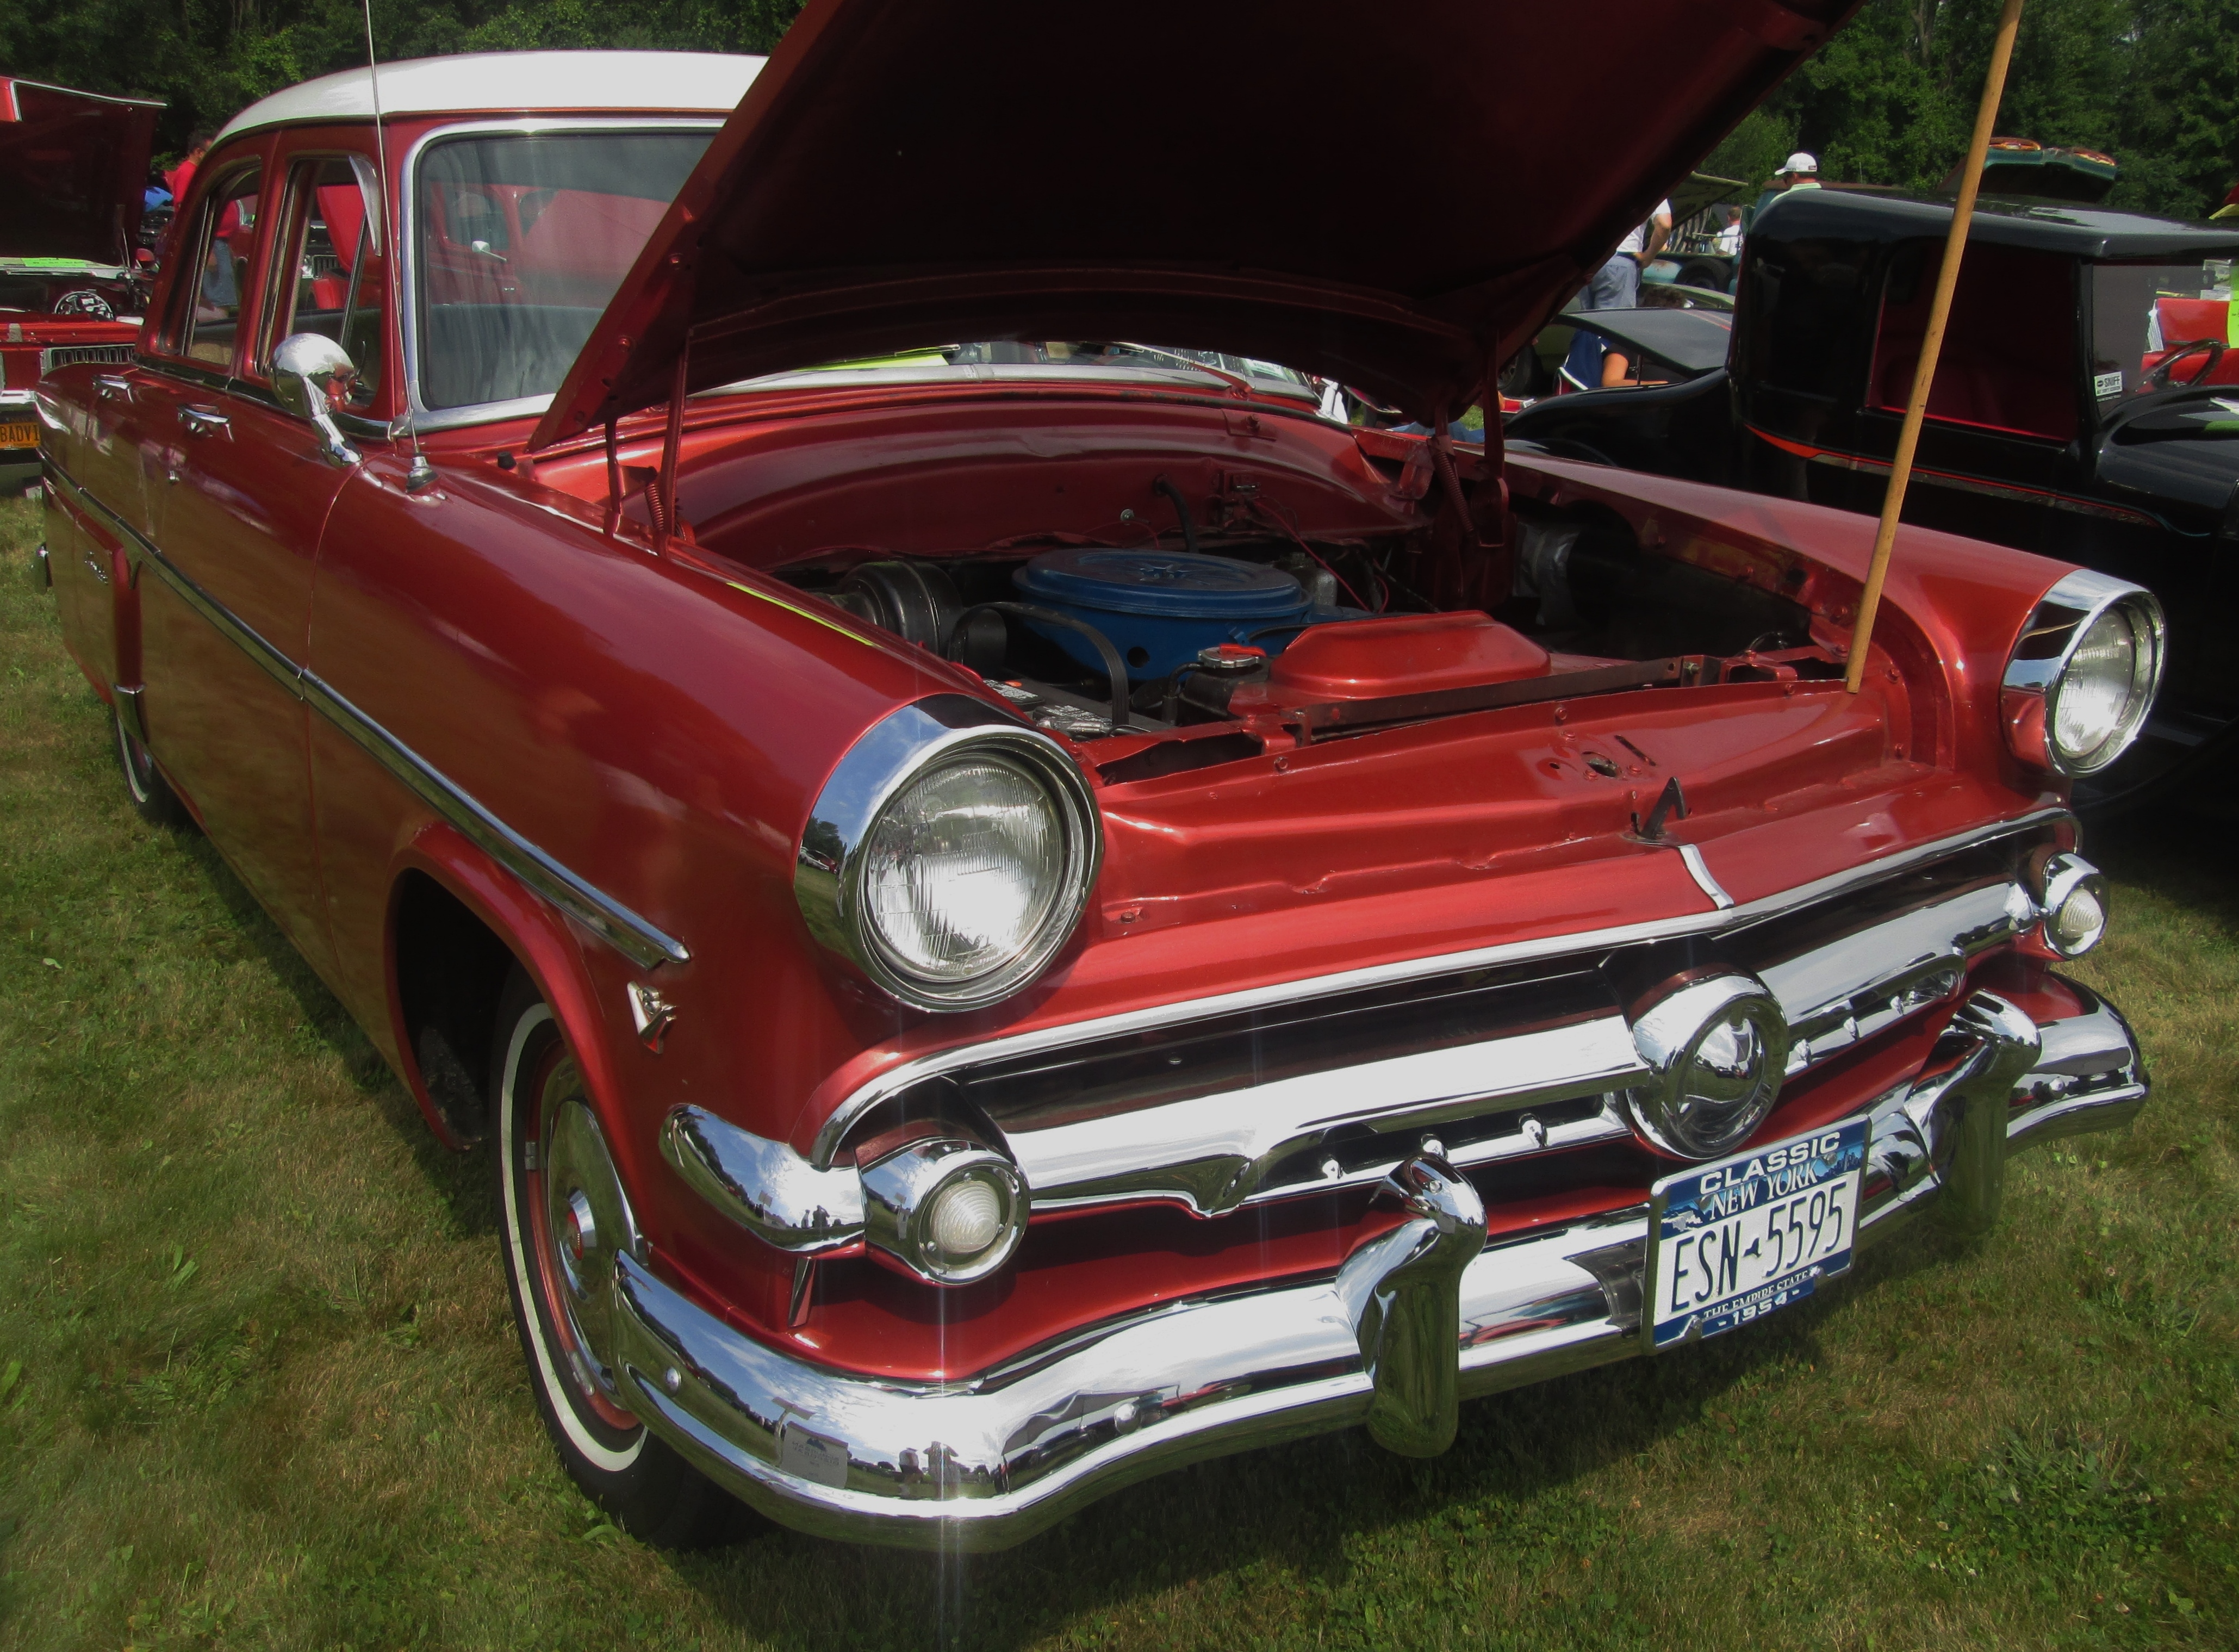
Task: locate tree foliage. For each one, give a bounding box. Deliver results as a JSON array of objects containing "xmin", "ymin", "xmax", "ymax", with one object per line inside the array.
[
  {"xmin": 1706, "ymin": 0, "xmax": 2238, "ymax": 218},
  {"xmin": 1, "ymin": 0, "xmax": 806, "ymax": 153},
  {"xmin": 4, "ymin": 0, "xmax": 2231, "ymax": 219}
]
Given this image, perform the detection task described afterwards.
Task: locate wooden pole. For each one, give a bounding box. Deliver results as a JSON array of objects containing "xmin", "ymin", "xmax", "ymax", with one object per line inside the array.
[{"xmin": 1844, "ymin": 0, "xmax": 2027, "ymax": 693}]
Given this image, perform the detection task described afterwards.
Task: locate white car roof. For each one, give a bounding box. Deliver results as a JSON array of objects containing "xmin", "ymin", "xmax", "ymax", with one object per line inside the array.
[{"xmin": 213, "ymin": 51, "xmax": 764, "ymax": 142}]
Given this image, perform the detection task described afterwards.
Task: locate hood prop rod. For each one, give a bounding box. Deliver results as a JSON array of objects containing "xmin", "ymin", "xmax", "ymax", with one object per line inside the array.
[
  {"xmin": 652, "ymin": 346, "xmax": 691, "ymax": 549},
  {"xmin": 1845, "ymin": 0, "xmax": 2025, "ymax": 693}
]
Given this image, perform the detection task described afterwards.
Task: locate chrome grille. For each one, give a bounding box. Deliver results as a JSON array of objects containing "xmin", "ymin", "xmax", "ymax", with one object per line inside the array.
[
  {"xmin": 841, "ymin": 818, "xmax": 2062, "ymax": 1214},
  {"xmin": 40, "ymin": 344, "xmax": 134, "ymax": 375}
]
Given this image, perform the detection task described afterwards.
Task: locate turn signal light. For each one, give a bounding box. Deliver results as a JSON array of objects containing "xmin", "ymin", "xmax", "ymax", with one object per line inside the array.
[{"xmin": 859, "ymin": 1136, "xmax": 1030, "ymax": 1284}]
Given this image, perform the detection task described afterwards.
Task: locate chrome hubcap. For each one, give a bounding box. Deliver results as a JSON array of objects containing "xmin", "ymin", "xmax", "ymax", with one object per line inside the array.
[{"xmin": 532, "ymin": 1056, "xmax": 635, "ymax": 1415}]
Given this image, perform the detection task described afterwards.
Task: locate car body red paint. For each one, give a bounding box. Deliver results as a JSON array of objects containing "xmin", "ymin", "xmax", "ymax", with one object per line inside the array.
[
  {"xmin": 34, "ymin": 9, "xmax": 2155, "ymax": 1549},
  {"xmin": 2, "ymin": 77, "xmax": 160, "ymax": 483}
]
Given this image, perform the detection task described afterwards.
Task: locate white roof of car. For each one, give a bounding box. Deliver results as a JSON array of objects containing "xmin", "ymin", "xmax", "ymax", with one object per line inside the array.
[{"xmin": 212, "ymin": 51, "xmax": 764, "ymax": 142}]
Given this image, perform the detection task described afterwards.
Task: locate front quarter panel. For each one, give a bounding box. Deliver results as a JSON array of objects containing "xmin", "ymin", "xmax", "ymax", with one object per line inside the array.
[
  {"xmin": 306, "ymin": 448, "xmax": 993, "ymax": 1235},
  {"xmin": 1508, "ymin": 452, "xmax": 2082, "ymax": 788}
]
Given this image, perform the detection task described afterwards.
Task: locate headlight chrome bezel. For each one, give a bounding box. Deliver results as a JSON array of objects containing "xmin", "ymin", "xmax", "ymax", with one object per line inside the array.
[
  {"xmin": 795, "ymin": 695, "xmax": 1103, "ymax": 1013},
  {"xmin": 2000, "ymin": 570, "xmax": 2166, "ymax": 779}
]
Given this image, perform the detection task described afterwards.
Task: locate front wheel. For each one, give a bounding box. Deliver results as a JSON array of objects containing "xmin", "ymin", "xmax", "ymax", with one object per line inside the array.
[{"xmin": 490, "ymin": 968, "xmax": 746, "ymax": 1548}]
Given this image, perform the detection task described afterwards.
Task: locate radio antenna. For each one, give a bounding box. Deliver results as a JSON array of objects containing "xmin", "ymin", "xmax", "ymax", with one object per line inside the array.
[{"xmin": 362, "ymin": 0, "xmax": 436, "ymax": 492}]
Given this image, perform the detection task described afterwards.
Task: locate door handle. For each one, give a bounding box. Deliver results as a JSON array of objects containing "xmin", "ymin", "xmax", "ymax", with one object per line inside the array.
[
  {"xmin": 181, "ymin": 404, "xmax": 231, "ymax": 438},
  {"xmin": 96, "ymin": 374, "xmax": 134, "ymax": 401}
]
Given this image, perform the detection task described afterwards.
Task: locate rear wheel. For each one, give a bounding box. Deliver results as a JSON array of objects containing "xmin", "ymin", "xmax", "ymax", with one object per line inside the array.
[
  {"xmin": 490, "ymin": 968, "xmax": 746, "ymax": 1548},
  {"xmin": 114, "ymin": 700, "xmax": 189, "ymax": 829}
]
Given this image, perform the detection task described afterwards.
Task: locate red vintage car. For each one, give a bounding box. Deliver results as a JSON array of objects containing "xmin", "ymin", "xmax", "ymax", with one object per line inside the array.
[
  {"xmin": 2, "ymin": 76, "xmax": 161, "ymax": 490},
  {"xmin": 36, "ymin": 2, "xmax": 2160, "ymax": 1551}
]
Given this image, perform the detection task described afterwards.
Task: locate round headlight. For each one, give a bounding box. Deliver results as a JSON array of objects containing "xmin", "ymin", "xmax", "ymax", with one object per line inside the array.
[
  {"xmin": 795, "ymin": 698, "xmax": 1103, "ymax": 1011},
  {"xmin": 2001, "ymin": 577, "xmax": 2165, "ymax": 779},
  {"xmin": 859, "ymin": 1138, "xmax": 1029, "ymax": 1284},
  {"xmin": 1624, "ymin": 972, "xmax": 1792, "ymax": 1160},
  {"xmin": 2048, "ymin": 605, "xmax": 2153, "ymax": 773},
  {"xmin": 862, "ymin": 755, "xmax": 1063, "ymax": 985}
]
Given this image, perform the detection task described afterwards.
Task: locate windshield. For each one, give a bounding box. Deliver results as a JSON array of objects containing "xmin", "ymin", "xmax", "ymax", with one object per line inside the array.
[
  {"xmin": 414, "ymin": 129, "xmax": 712, "ymax": 411},
  {"xmin": 2089, "ymin": 258, "xmax": 2236, "ymax": 406},
  {"xmin": 730, "ymin": 341, "xmax": 1323, "ymax": 401}
]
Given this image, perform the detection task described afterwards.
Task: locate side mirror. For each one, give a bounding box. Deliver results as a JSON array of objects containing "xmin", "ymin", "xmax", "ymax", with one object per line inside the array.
[{"xmin": 272, "ymin": 332, "xmax": 361, "ymax": 468}]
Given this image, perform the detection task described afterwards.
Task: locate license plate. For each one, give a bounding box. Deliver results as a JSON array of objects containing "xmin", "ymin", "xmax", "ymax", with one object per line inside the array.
[
  {"xmin": 0, "ymin": 423, "xmax": 36, "ymax": 450},
  {"xmin": 1646, "ymin": 1115, "xmax": 1868, "ymax": 1351}
]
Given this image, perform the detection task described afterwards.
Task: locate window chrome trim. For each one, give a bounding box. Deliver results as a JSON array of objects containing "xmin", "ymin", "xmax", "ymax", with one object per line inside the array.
[
  {"xmin": 809, "ymin": 808, "xmax": 2069, "ymax": 1167},
  {"xmin": 395, "ymin": 117, "xmax": 725, "ymax": 432},
  {"xmin": 41, "ymin": 453, "xmax": 688, "ymax": 970}
]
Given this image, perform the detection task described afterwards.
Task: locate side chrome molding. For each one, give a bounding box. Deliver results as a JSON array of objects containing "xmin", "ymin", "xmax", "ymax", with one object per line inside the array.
[{"xmin": 43, "ymin": 455, "xmax": 688, "ymax": 970}]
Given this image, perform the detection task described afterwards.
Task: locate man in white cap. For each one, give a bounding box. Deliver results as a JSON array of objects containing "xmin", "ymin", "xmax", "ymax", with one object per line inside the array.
[{"xmin": 1746, "ymin": 152, "xmax": 1821, "ymax": 231}]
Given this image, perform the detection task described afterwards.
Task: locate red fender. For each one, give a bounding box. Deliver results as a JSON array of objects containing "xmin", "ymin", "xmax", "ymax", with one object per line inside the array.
[{"xmin": 385, "ymin": 819, "xmax": 625, "ymax": 1156}]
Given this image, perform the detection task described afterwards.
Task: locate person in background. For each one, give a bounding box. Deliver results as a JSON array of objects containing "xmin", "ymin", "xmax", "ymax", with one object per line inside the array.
[
  {"xmin": 1745, "ymin": 151, "xmax": 1820, "ymax": 230},
  {"xmin": 164, "ymin": 129, "xmax": 213, "ymax": 209},
  {"xmin": 1565, "ymin": 198, "xmax": 1672, "ymax": 388}
]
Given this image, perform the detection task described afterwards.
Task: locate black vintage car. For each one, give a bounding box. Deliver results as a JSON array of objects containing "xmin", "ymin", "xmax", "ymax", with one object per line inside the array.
[{"xmin": 1508, "ymin": 186, "xmax": 2239, "ymax": 803}]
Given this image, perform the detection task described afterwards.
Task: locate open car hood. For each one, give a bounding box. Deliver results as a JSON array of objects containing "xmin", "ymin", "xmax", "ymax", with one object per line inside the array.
[
  {"xmin": 532, "ymin": 0, "xmax": 1854, "ymax": 446},
  {"xmin": 0, "ymin": 79, "xmax": 162, "ymax": 267}
]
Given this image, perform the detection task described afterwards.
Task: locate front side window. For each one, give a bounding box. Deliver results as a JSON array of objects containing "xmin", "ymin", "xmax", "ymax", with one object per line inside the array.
[
  {"xmin": 261, "ymin": 155, "xmax": 387, "ymax": 407},
  {"xmin": 414, "ymin": 129, "xmax": 713, "ymax": 411},
  {"xmin": 2089, "ymin": 259, "xmax": 2236, "ymax": 405},
  {"xmin": 180, "ymin": 165, "xmax": 264, "ymax": 368}
]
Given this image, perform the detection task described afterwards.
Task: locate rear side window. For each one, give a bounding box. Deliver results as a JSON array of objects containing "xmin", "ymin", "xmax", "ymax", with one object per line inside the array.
[
  {"xmin": 179, "ymin": 165, "xmax": 264, "ymax": 369},
  {"xmin": 1870, "ymin": 240, "xmax": 2076, "ymax": 442},
  {"xmin": 413, "ymin": 129, "xmax": 712, "ymax": 411},
  {"xmin": 1733, "ymin": 236, "xmax": 1875, "ymax": 404},
  {"xmin": 260, "ymin": 155, "xmax": 385, "ymax": 407}
]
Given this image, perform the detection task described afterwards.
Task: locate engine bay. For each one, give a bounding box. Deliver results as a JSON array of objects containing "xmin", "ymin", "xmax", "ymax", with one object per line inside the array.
[{"xmin": 770, "ymin": 485, "xmax": 1825, "ymax": 771}]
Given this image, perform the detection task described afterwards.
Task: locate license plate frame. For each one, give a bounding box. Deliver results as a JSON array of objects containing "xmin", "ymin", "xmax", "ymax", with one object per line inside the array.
[
  {"xmin": 1644, "ymin": 1115, "xmax": 1869, "ymax": 1351},
  {"xmin": 0, "ymin": 423, "xmax": 38, "ymax": 451}
]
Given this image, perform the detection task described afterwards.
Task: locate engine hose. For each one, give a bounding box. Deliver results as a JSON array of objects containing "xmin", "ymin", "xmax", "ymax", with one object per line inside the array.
[
  {"xmin": 948, "ymin": 601, "xmax": 1130, "ymax": 731},
  {"xmin": 1152, "ymin": 475, "xmax": 1201, "ymax": 555}
]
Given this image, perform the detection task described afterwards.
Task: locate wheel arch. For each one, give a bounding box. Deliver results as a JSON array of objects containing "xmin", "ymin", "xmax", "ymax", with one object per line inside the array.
[{"xmin": 385, "ymin": 822, "xmax": 633, "ymax": 1158}]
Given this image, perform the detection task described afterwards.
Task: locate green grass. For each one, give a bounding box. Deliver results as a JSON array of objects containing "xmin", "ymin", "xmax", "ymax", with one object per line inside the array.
[{"xmin": 2, "ymin": 490, "xmax": 2234, "ymax": 1649}]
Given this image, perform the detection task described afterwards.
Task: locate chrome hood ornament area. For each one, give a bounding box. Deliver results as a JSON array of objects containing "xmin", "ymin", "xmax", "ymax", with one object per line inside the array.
[{"xmin": 1622, "ymin": 972, "xmax": 1793, "ymax": 1159}]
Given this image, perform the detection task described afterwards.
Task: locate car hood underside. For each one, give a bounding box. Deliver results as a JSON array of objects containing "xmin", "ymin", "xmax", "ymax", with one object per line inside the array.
[{"xmin": 532, "ymin": 0, "xmax": 1858, "ymax": 447}]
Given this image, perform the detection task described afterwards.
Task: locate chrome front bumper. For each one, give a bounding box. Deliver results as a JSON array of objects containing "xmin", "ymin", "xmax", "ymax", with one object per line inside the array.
[{"xmin": 609, "ymin": 980, "xmax": 2145, "ymax": 1550}]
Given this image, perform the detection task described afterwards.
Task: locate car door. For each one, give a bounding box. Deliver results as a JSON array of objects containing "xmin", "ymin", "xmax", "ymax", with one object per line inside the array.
[
  {"xmin": 132, "ymin": 146, "xmax": 354, "ymax": 976},
  {"xmin": 42, "ymin": 326, "xmax": 156, "ymax": 705}
]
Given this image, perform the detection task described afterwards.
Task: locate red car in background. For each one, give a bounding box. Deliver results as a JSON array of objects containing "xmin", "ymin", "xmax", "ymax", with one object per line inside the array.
[
  {"xmin": 2, "ymin": 76, "xmax": 160, "ymax": 490},
  {"xmin": 36, "ymin": 0, "xmax": 2158, "ymax": 1550}
]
